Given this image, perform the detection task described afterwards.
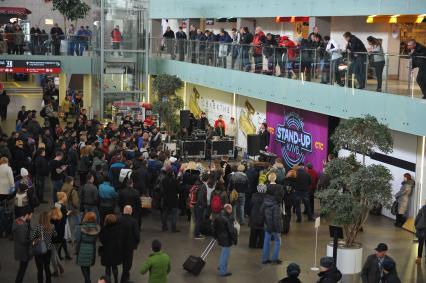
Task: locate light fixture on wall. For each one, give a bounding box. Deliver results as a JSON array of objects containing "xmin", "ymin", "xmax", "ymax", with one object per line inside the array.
[
  {"xmin": 366, "ymin": 15, "xmax": 376, "ymax": 24},
  {"xmin": 389, "ymin": 15, "xmax": 399, "ymax": 23},
  {"xmin": 415, "ymin": 14, "xmax": 425, "ymax": 24}
]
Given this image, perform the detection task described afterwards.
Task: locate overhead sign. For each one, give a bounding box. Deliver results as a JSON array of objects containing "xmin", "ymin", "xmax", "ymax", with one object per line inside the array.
[{"xmin": 0, "ymin": 60, "xmax": 61, "ymax": 74}]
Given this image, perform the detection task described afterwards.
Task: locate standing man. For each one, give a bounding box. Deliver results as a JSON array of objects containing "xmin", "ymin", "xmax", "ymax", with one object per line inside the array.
[
  {"xmin": 295, "ymin": 166, "xmax": 314, "ymax": 222},
  {"xmin": 197, "ymin": 112, "xmax": 210, "ymax": 131},
  {"xmin": 253, "ymin": 27, "xmax": 266, "ymax": 73},
  {"xmin": 175, "ymin": 26, "xmax": 187, "ymax": 61},
  {"xmin": 140, "ymin": 240, "xmax": 171, "ymax": 282},
  {"xmin": 407, "ymin": 39, "xmax": 426, "ymax": 98},
  {"xmin": 163, "ymin": 26, "xmax": 175, "ymax": 59},
  {"xmin": 50, "ymin": 23, "xmax": 64, "ymax": 55},
  {"xmin": 241, "ymin": 27, "xmax": 254, "ymax": 72},
  {"xmin": 259, "ymin": 123, "xmax": 270, "ymax": 151},
  {"xmin": 213, "ymin": 204, "xmax": 238, "ymax": 277},
  {"xmin": 193, "ymin": 174, "xmax": 208, "ymax": 239},
  {"xmin": 49, "ymin": 151, "xmax": 67, "ymax": 203},
  {"xmin": 120, "ymin": 205, "xmax": 140, "ymax": 283},
  {"xmin": 231, "ymin": 28, "xmax": 241, "ymax": 69},
  {"xmin": 188, "ymin": 25, "xmax": 198, "ymax": 63},
  {"xmin": 343, "ymin": 32, "xmax": 367, "ymax": 89},
  {"xmin": 361, "ymin": 243, "xmax": 394, "ymax": 283},
  {"xmin": 0, "ymin": 90, "xmax": 10, "ymax": 121},
  {"xmin": 111, "ymin": 25, "xmax": 122, "ymax": 56}
]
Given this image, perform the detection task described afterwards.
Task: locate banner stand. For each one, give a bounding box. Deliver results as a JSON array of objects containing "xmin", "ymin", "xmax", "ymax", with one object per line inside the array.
[{"xmin": 310, "ymin": 217, "xmax": 320, "ymax": 272}]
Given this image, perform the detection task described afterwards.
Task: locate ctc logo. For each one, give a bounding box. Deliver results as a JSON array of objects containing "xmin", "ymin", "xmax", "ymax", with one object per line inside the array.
[{"xmin": 314, "ymin": 141, "xmax": 324, "ymax": 151}]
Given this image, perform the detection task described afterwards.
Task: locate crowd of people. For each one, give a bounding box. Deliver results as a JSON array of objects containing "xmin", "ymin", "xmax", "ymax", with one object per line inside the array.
[
  {"xmin": 162, "ymin": 25, "xmax": 426, "ymax": 98},
  {"xmin": 0, "ymin": 22, "xmax": 91, "ymax": 56},
  {"xmin": 0, "ymin": 100, "xmax": 417, "ymax": 282}
]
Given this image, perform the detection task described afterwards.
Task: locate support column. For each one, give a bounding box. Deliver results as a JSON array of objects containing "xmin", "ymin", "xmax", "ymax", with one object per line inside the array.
[
  {"xmin": 58, "ymin": 73, "xmax": 67, "ymax": 107},
  {"xmin": 83, "ymin": 74, "xmax": 92, "ymax": 113}
]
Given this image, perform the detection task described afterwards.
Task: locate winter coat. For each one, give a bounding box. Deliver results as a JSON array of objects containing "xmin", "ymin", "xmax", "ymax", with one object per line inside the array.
[
  {"xmin": 99, "ymin": 223, "xmax": 123, "ymax": 266},
  {"xmin": 118, "ymin": 187, "xmax": 141, "ymax": 213},
  {"xmin": 282, "ymin": 177, "xmax": 297, "ymax": 207},
  {"xmin": 317, "ymin": 267, "xmax": 343, "ymax": 283},
  {"xmin": 415, "ymin": 205, "xmax": 426, "ymax": 238},
  {"xmin": 296, "ymin": 169, "xmax": 311, "ymax": 193},
  {"xmin": 76, "ymin": 222, "xmax": 100, "ymax": 267},
  {"xmin": 119, "ymin": 214, "xmax": 140, "ymax": 252},
  {"xmin": 12, "ymin": 218, "xmax": 32, "ymax": 262},
  {"xmin": 61, "ymin": 183, "xmax": 80, "ymax": 216},
  {"xmin": 263, "ymin": 36, "xmax": 277, "ymax": 58},
  {"xmin": 395, "ymin": 180, "xmax": 414, "ymax": 215},
  {"xmin": 410, "ymin": 43, "xmax": 426, "ymax": 70},
  {"xmin": 160, "ymin": 171, "xmax": 179, "ymax": 209},
  {"xmin": 382, "ymin": 271, "xmax": 401, "ymax": 283},
  {"xmin": 229, "ymin": 171, "xmax": 249, "ymax": 193},
  {"xmin": 361, "ymin": 254, "xmax": 394, "ymax": 283},
  {"xmin": 14, "ymin": 30, "xmax": 24, "ymax": 45},
  {"xmin": 263, "ymin": 194, "xmax": 282, "ymax": 233},
  {"xmin": 307, "ymin": 168, "xmax": 319, "ymax": 193},
  {"xmin": 249, "ymin": 192, "xmax": 265, "ymax": 229},
  {"xmin": 80, "ymin": 183, "xmax": 99, "ymax": 207},
  {"xmin": 279, "ymin": 277, "xmax": 302, "ymax": 283},
  {"xmin": 0, "ymin": 163, "xmax": 14, "ymax": 195},
  {"xmin": 133, "ymin": 166, "xmax": 151, "ymax": 195},
  {"xmin": 213, "ymin": 210, "xmax": 238, "ymax": 247},
  {"xmin": 98, "ymin": 182, "xmax": 117, "ymax": 208},
  {"xmin": 34, "ymin": 155, "xmax": 49, "ymax": 176},
  {"xmin": 346, "ymin": 34, "xmax": 367, "ymax": 58},
  {"xmin": 140, "ymin": 251, "xmax": 171, "ymax": 283}
]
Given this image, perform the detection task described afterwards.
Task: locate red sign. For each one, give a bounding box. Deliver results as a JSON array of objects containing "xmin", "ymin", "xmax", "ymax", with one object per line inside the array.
[{"xmin": 0, "ymin": 67, "xmax": 61, "ymax": 74}]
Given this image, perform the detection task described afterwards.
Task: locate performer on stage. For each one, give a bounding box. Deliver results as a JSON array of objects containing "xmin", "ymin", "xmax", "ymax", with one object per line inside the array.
[
  {"xmin": 214, "ymin": 120, "xmax": 225, "ymax": 137},
  {"xmin": 259, "ymin": 122, "xmax": 270, "ymax": 150},
  {"xmin": 227, "ymin": 117, "xmax": 237, "ymax": 138},
  {"xmin": 214, "ymin": 115, "xmax": 226, "ymax": 130},
  {"xmin": 197, "ymin": 111, "xmax": 210, "ymax": 130}
]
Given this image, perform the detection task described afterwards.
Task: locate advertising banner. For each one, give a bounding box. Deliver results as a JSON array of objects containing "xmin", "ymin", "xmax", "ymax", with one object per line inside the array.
[{"xmin": 266, "ymin": 102, "xmax": 328, "ymax": 172}]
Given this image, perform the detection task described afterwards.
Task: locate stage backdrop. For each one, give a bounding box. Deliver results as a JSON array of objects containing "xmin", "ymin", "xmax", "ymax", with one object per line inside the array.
[
  {"xmin": 266, "ymin": 102, "xmax": 329, "ymax": 172},
  {"xmin": 236, "ymin": 95, "xmax": 266, "ymax": 149}
]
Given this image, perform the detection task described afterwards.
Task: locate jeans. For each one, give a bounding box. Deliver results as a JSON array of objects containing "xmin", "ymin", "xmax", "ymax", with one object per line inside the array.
[
  {"xmin": 68, "ymin": 40, "xmax": 75, "ymax": 55},
  {"xmin": 15, "ymin": 261, "xmax": 29, "ymax": 283},
  {"xmin": 351, "ymin": 55, "xmax": 366, "ymax": 88},
  {"xmin": 295, "ymin": 191, "xmax": 312, "ymax": 221},
  {"xmin": 231, "ymin": 45, "xmax": 240, "ymax": 69},
  {"xmin": 218, "ymin": 246, "xmax": 231, "ymax": 275},
  {"xmin": 52, "ymin": 180, "xmax": 63, "ymax": 203},
  {"xmin": 193, "ymin": 205, "xmax": 205, "ymax": 237},
  {"xmin": 320, "ymin": 59, "xmax": 330, "ymax": 83},
  {"xmin": 242, "ymin": 48, "xmax": 251, "ymax": 72},
  {"xmin": 262, "ymin": 231, "xmax": 281, "ymax": 262},
  {"xmin": 418, "ymin": 237, "xmax": 426, "ymax": 257},
  {"xmin": 232, "ymin": 193, "xmax": 245, "ymax": 224},
  {"xmin": 254, "ymin": 54, "xmax": 263, "ymax": 73},
  {"xmin": 35, "ymin": 251, "xmax": 51, "ymax": 283},
  {"xmin": 81, "ymin": 266, "xmax": 91, "ymax": 283},
  {"xmin": 161, "ymin": 207, "xmax": 178, "ymax": 231},
  {"xmin": 371, "ymin": 60, "xmax": 385, "ymax": 90}
]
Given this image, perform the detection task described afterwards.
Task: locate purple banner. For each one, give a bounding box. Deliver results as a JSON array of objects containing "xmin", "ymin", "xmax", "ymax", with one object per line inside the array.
[{"xmin": 266, "ymin": 102, "xmax": 328, "ymax": 172}]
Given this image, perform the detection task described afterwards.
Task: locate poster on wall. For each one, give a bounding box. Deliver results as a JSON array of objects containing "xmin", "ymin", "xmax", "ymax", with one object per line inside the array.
[
  {"xmin": 187, "ymin": 84, "xmax": 233, "ymax": 127},
  {"xmin": 266, "ymin": 102, "xmax": 328, "ymax": 172},
  {"xmin": 236, "ymin": 96, "xmax": 266, "ymax": 149}
]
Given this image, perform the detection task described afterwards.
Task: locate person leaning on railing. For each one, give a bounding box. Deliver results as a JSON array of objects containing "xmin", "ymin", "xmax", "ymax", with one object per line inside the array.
[
  {"xmin": 343, "ymin": 31, "xmax": 368, "ymax": 89},
  {"xmin": 407, "ymin": 39, "xmax": 426, "ymax": 99}
]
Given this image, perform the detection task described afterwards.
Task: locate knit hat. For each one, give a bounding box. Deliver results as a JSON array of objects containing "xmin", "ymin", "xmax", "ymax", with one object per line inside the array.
[
  {"xmin": 257, "ymin": 184, "xmax": 267, "ymax": 193},
  {"xmin": 320, "ymin": 256, "xmax": 334, "ymax": 269},
  {"xmin": 286, "ymin": 262, "xmax": 301, "ymax": 277},
  {"xmin": 20, "ymin": 168, "xmax": 29, "ymax": 177}
]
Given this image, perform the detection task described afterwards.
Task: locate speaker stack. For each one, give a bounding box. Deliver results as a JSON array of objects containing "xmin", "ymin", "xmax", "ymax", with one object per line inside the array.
[{"xmin": 247, "ymin": 134, "xmax": 261, "ymax": 156}]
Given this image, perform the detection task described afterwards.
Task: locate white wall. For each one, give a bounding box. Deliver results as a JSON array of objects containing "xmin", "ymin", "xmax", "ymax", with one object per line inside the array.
[
  {"xmin": 1, "ymin": 0, "xmax": 92, "ymax": 32},
  {"xmin": 339, "ymin": 130, "xmax": 418, "ymax": 219}
]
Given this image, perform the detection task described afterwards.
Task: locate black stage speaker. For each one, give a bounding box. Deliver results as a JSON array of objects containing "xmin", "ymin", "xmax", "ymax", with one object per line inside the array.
[
  {"xmin": 180, "ymin": 110, "xmax": 190, "ymax": 128},
  {"xmin": 247, "ymin": 134, "xmax": 260, "ymax": 156}
]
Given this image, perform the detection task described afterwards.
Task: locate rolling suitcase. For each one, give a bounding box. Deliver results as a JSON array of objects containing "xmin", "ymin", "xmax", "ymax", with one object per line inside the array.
[{"xmin": 183, "ymin": 239, "xmax": 216, "ymax": 275}]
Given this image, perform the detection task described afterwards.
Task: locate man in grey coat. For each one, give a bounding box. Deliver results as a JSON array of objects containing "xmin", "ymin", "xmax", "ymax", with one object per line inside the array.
[
  {"xmin": 361, "ymin": 243, "xmax": 395, "ymax": 283},
  {"xmin": 12, "ymin": 208, "xmax": 33, "ymax": 283}
]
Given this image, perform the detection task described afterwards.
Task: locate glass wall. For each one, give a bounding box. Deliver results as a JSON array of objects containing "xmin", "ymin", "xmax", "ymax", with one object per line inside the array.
[{"xmin": 91, "ymin": 0, "xmax": 148, "ymax": 119}]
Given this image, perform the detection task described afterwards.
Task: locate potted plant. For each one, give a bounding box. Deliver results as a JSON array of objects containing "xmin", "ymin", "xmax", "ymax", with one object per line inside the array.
[
  {"xmin": 317, "ymin": 115, "xmax": 394, "ymax": 274},
  {"xmin": 152, "ymin": 74, "xmax": 184, "ymax": 136}
]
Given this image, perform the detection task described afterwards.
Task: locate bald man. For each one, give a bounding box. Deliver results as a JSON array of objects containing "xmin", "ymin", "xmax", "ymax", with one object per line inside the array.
[{"xmin": 119, "ymin": 205, "xmax": 140, "ymax": 283}]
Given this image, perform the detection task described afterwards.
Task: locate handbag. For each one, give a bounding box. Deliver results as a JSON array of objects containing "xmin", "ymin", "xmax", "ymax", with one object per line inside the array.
[
  {"xmin": 391, "ymin": 200, "xmax": 398, "ymax": 215},
  {"xmin": 229, "ymin": 189, "xmax": 238, "ymax": 203},
  {"xmin": 31, "ymin": 230, "xmax": 47, "ymax": 256},
  {"xmin": 233, "ymin": 221, "xmax": 240, "ymax": 235},
  {"xmin": 140, "ymin": 196, "xmax": 152, "ymax": 209}
]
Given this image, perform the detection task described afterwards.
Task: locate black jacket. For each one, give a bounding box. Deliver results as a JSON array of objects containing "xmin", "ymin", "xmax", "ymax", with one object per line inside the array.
[
  {"xmin": 119, "ymin": 214, "xmax": 140, "ymax": 252},
  {"xmin": 229, "ymin": 172, "xmax": 249, "ymax": 193},
  {"xmin": 99, "ymin": 223, "xmax": 123, "ymax": 266},
  {"xmin": 347, "ymin": 34, "xmax": 367, "ymax": 56},
  {"xmin": 282, "ymin": 177, "xmax": 298, "ymax": 206},
  {"xmin": 160, "ymin": 170, "xmax": 179, "ymax": 209},
  {"xmin": 317, "ymin": 267, "xmax": 343, "ymax": 283},
  {"xmin": 213, "ymin": 210, "xmax": 237, "ymax": 247},
  {"xmin": 361, "ymin": 254, "xmax": 394, "ymax": 283},
  {"xmin": 34, "ymin": 155, "xmax": 49, "ymax": 176},
  {"xmin": 133, "ymin": 166, "xmax": 151, "ymax": 195},
  {"xmin": 279, "ymin": 277, "xmax": 302, "ymax": 283},
  {"xmin": 249, "ymin": 192, "xmax": 265, "ymax": 229},
  {"xmin": 0, "ymin": 92, "xmax": 10, "ymax": 106},
  {"xmin": 382, "ymin": 271, "xmax": 401, "ymax": 283},
  {"xmin": 411, "ymin": 43, "xmax": 426, "ymax": 70},
  {"xmin": 296, "ymin": 169, "xmax": 311, "ymax": 193},
  {"xmin": 259, "ymin": 129, "xmax": 270, "ymax": 150},
  {"xmin": 118, "ymin": 187, "xmax": 141, "ymax": 213}
]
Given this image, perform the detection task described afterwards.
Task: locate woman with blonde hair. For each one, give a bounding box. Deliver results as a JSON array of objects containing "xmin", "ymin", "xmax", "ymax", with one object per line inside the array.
[
  {"xmin": 31, "ymin": 211, "xmax": 56, "ymax": 283},
  {"xmin": 49, "ymin": 206, "xmax": 64, "ymax": 277},
  {"xmin": 78, "ymin": 146, "xmax": 93, "ymax": 185},
  {"xmin": 0, "ymin": 156, "xmax": 14, "ymax": 200}
]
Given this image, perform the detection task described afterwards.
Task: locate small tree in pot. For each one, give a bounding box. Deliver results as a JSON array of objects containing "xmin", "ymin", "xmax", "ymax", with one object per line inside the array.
[
  {"xmin": 152, "ymin": 74, "xmax": 184, "ymax": 134},
  {"xmin": 317, "ymin": 115, "xmax": 394, "ymax": 247}
]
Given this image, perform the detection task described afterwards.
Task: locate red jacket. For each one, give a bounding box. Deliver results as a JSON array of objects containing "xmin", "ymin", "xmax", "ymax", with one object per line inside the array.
[
  {"xmin": 253, "ymin": 31, "xmax": 265, "ymax": 55},
  {"xmin": 214, "ymin": 119, "xmax": 226, "ymax": 130},
  {"xmin": 279, "ymin": 37, "xmax": 297, "ymax": 60},
  {"xmin": 306, "ymin": 168, "xmax": 318, "ymax": 193},
  {"xmin": 111, "ymin": 28, "xmax": 122, "ymax": 43}
]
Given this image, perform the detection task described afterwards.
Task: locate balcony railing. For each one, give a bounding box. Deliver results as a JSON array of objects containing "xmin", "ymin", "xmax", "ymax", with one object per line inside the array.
[{"xmin": 151, "ymin": 38, "xmax": 426, "ymax": 99}]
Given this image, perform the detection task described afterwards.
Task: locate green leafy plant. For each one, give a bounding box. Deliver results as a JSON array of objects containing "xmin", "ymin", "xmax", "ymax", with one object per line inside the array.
[
  {"xmin": 52, "ymin": 0, "xmax": 91, "ymax": 33},
  {"xmin": 317, "ymin": 115, "xmax": 394, "ymax": 247},
  {"xmin": 152, "ymin": 74, "xmax": 184, "ymax": 134}
]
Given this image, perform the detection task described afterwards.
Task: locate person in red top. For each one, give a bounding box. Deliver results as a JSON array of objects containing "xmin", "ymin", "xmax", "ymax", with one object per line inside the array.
[
  {"xmin": 279, "ymin": 36, "xmax": 297, "ymax": 78},
  {"xmin": 306, "ymin": 163, "xmax": 318, "ymax": 214},
  {"xmin": 253, "ymin": 27, "xmax": 265, "ymax": 73},
  {"xmin": 143, "ymin": 115, "xmax": 155, "ymax": 127},
  {"xmin": 111, "ymin": 25, "xmax": 122, "ymax": 55},
  {"xmin": 213, "ymin": 115, "xmax": 226, "ymax": 130}
]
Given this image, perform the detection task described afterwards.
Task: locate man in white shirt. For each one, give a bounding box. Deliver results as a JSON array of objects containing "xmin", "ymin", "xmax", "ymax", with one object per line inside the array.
[
  {"xmin": 325, "ymin": 36, "xmax": 343, "ymax": 86},
  {"xmin": 226, "ymin": 117, "xmax": 237, "ymax": 139}
]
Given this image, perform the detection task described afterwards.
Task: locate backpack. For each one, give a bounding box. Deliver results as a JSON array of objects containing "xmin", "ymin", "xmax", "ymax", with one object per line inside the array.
[
  {"xmin": 187, "ymin": 185, "xmax": 199, "ymax": 209},
  {"xmin": 15, "ymin": 191, "xmax": 29, "ymax": 207},
  {"xmin": 40, "ymin": 107, "xmax": 46, "ymax": 118},
  {"xmin": 210, "ymin": 194, "xmax": 223, "ymax": 213}
]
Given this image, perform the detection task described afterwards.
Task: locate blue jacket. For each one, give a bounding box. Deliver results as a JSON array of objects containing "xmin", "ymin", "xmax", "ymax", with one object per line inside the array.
[
  {"xmin": 218, "ymin": 32, "xmax": 232, "ymax": 43},
  {"xmin": 108, "ymin": 162, "xmax": 126, "ymax": 181},
  {"xmin": 99, "ymin": 182, "xmax": 118, "ymax": 199}
]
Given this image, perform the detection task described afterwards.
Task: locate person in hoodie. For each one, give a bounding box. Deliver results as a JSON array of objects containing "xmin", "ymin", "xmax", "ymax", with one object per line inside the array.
[
  {"xmin": 263, "ymin": 33, "xmax": 278, "ymax": 75},
  {"xmin": 218, "ymin": 28, "xmax": 232, "ymax": 68},
  {"xmin": 317, "ymin": 256, "xmax": 342, "ymax": 283},
  {"xmin": 394, "ymin": 173, "xmax": 415, "ymax": 227},
  {"xmin": 253, "ymin": 27, "xmax": 266, "ymax": 73},
  {"xmin": 278, "ymin": 262, "xmax": 302, "ymax": 283},
  {"xmin": 415, "ymin": 200, "xmax": 426, "ymax": 264}
]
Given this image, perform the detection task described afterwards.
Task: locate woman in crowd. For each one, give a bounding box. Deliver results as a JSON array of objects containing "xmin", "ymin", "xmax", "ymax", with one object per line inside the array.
[
  {"xmin": 60, "ymin": 176, "xmax": 80, "ymax": 247},
  {"xmin": 31, "ymin": 211, "xmax": 56, "ymax": 283},
  {"xmin": 78, "ymin": 146, "xmax": 92, "ymax": 186},
  {"xmin": 367, "ymin": 36, "xmax": 385, "ymax": 92},
  {"xmin": 55, "ymin": 192, "xmax": 72, "ymax": 260},
  {"xmin": 249, "ymin": 183, "xmax": 266, "ymax": 249},
  {"xmin": 49, "ymin": 206, "xmax": 64, "ymax": 276},
  {"xmin": 282, "ymin": 169, "xmax": 298, "ymax": 234},
  {"xmin": 13, "ymin": 207, "xmax": 33, "ymax": 283},
  {"xmin": 14, "ymin": 183, "xmax": 35, "ymax": 218},
  {"xmin": 415, "ymin": 200, "xmax": 426, "ymax": 264},
  {"xmin": 76, "ymin": 211, "xmax": 100, "ymax": 283},
  {"xmin": 99, "ymin": 214, "xmax": 122, "ymax": 283},
  {"xmin": 395, "ymin": 173, "xmax": 415, "ymax": 227},
  {"xmin": 210, "ymin": 180, "xmax": 228, "ymax": 221}
]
